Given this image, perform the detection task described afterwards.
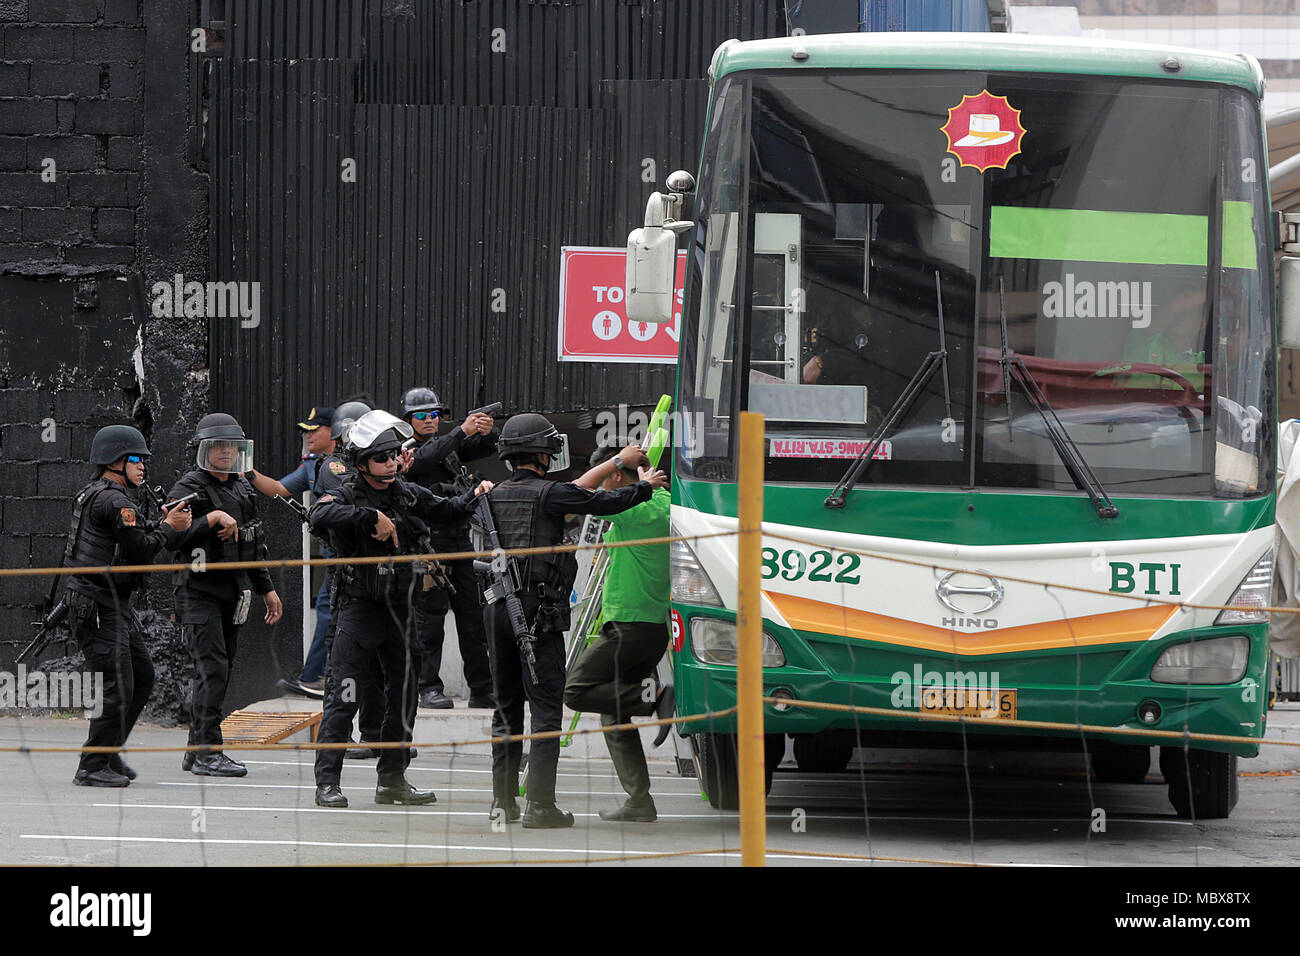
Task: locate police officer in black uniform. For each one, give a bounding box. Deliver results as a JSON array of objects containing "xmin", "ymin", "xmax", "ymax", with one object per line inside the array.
[
  {"xmin": 483, "ymin": 413, "xmax": 666, "ymax": 828},
  {"xmin": 167, "ymin": 413, "xmax": 283, "ymax": 776},
  {"xmin": 400, "ymin": 386, "xmax": 496, "ymax": 710},
  {"xmin": 65, "ymin": 425, "xmax": 192, "ymax": 787},
  {"xmin": 307, "ymin": 400, "xmax": 391, "ymax": 758},
  {"xmin": 310, "ymin": 410, "xmax": 490, "ymax": 808}
]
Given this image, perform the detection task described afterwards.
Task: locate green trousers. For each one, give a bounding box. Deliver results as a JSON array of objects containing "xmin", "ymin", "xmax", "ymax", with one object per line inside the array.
[{"xmin": 563, "ymin": 620, "xmax": 669, "ymax": 805}]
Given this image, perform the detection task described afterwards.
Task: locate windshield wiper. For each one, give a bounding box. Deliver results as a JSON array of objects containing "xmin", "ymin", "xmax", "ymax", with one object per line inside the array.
[
  {"xmin": 825, "ymin": 270, "xmax": 953, "ymax": 509},
  {"xmin": 996, "ymin": 278, "xmax": 1119, "ymax": 520}
]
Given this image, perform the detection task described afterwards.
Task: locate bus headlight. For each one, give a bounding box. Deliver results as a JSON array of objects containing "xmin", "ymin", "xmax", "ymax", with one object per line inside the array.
[
  {"xmin": 1150, "ymin": 636, "xmax": 1249, "ymax": 684},
  {"xmin": 1215, "ymin": 549, "xmax": 1273, "ymax": 625},
  {"xmin": 690, "ymin": 617, "xmax": 786, "ymax": 667},
  {"xmin": 670, "ymin": 528, "xmax": 723, "ymax": 606}
]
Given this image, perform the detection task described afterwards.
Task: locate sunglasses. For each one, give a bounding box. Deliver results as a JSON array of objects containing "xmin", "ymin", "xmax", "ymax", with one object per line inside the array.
[
  {"xmin": 367, "ymin": 451, "xmax": 401, "ymax": 464},
  {"xmin": 125, "ymin": 455, "xmax": 146, "ymax": 465},
  {"xmin": 411, "ymin": 411, "xmax": 439, "ymax": 421}
]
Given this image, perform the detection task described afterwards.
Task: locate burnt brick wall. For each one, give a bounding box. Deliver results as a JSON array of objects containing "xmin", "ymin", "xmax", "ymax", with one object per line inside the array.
[
  {"xmin": 0, "ymin": 0, "xmax": 143, "ymax": 272},
  {"xmin": 0, "ymin": 0, "xmax": 302, "ymax": 721},
  {"xmin": 0, "ymin": 274, "xmax": 142, "ymax": 653}
]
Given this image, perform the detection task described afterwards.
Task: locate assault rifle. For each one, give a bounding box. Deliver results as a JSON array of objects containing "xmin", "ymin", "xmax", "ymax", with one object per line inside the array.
[
  {"xmin": 412, "ymin": 532, "xmax": 456, "ymax": 596},
  {"xmin": 21, "ymin": 485, "xmax": 190, "ymax": 664},
  {"xmin": 19, "ymin": 595, "xmax": 150, "ymax": 663},
  {"xmin": 472, "ymin": 494, "xmax": 538, "ymax": 684},
  {"xmin": 17, "ymin": 598, "xmax": 70, "ymax": 664},
  {"xmin": 273, "ymin": 493, "xmax": 331, "ymax": 547}
]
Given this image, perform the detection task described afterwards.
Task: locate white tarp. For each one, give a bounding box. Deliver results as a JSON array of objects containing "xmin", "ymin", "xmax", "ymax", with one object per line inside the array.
[{"xmin": 1272, "ymin": 419, "xmax": 1300, "ymax": 657}]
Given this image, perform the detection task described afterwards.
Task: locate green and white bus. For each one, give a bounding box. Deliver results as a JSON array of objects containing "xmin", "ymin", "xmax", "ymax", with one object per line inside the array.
[{"xmin": 626, "ymin": 33, "xmax": 1297, "ymax": 819}]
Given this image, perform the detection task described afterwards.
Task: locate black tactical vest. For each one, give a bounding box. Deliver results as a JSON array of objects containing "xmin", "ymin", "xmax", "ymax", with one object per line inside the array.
[
  {"xmin": 197, "ymin": 474, "xmax": 263, "ymax": 565},
  {"xmin": 485, "ymin": 473, "xmax": 578, "ymax": 596},
  {"xmin": 64, "ymin": 477, "xmax": 131, "ymax": 596},
  {"xmin": 336, "ymin": 476, "xmax": 427, "ymax": 602}
]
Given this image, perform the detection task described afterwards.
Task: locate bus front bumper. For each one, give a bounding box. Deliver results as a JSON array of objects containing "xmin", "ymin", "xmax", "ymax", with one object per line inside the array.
[{"xmin": 671, "ymin": 609, "xmax": 1269, "ymax": 758}]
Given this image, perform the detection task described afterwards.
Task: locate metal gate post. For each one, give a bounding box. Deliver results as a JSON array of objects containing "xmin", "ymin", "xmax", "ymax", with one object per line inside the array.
[{"xmin": 737, "ymin": 410, "xmax": 767, "ymax": 866}]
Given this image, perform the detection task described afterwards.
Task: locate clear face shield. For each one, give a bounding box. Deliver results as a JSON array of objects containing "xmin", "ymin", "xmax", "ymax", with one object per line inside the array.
[
  {"xmin": 504, "ymin": 434, "xmax": 570, "ymax": 473},
  {"xmin": 197, "ymin": 438, "xmax": 254, "ymax": 474},
  {"xmin": 348, "ymin": 411, "xmax": 413, "ymax": 453},
  {"xmin": 548, "ymin": 434, "xmax": 570, "ymax": 473}
]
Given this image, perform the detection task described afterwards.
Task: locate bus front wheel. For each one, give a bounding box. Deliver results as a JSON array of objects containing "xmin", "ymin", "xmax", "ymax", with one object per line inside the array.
[
  {"xmin": 1161, "ymin": 746, "xmax": 1239, "ymax": 819},
  {"xmin": 695, "ymin": 733, "xmax": 774, "ymax": 810}
]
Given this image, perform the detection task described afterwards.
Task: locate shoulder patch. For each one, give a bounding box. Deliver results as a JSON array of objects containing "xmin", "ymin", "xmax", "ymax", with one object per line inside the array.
[
  {"xmin": 119, "ymin": 507, "xmax": 137, "ymax": 527},
  {"xmin": 328, "ymin": 460, "xmax": 347, "ymax": 475}
]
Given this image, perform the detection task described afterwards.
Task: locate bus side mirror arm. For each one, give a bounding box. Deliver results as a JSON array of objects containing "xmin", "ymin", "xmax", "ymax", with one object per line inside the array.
[
  {"xmin": 626, "ymin": 180, "xmax": 693, "ymax": 324},
  {"xmin": 1279, "ymin": 257, "xmax": 1300, "ymax": 349}
]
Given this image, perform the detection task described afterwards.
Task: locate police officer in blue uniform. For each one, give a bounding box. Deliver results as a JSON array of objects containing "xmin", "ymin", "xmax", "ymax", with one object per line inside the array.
[
  {"xmin": 310, "ymin": 410, "xmax": 490, "ymax": 808},
  {"xmin": 274, "ymin": 405, "xmax": 334, "ymax": 697},
  {"xmin": 64, "ymin": 425, "xmax": 192, "ymax": 787}
]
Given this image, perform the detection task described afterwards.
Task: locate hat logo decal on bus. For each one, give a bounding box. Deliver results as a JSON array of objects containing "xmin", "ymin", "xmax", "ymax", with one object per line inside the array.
[
  {"xmin": 935, "ymin": 570, "xmax": 1005, "ymax": 615},
  {"xmin": 941, "ymin": 90, "xmax": 1026, "ymax": 172}
]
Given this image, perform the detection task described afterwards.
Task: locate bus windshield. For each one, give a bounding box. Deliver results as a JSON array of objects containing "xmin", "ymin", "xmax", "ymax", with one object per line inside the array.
[{"xmin": 676, "ymin": 70, "xmax": 1274, "ymax": 499}]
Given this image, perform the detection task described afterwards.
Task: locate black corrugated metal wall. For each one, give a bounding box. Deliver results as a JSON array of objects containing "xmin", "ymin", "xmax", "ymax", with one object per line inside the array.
[{"xmin": 210, "ymin": 0, "xmax": 784, "ymax": 458}]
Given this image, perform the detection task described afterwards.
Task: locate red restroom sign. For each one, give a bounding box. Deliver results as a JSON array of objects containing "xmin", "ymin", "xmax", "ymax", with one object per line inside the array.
[{"xmin": 557, "ymin": 246, "xmax": 685, "ymax": 364}]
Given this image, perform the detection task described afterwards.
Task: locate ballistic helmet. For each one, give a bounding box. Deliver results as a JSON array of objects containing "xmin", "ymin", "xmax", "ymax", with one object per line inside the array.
[
  {"xmin": 193, "ymin": 412, "xmax": 245, "ymax": 443},
  {"xmin": 498, "ymin": 413, "xmax": 565, "ymax": 462},
  {"xmin": 90, "ymin": 425, "xmax": 150, "ymax": 466},
  {"xmin": 191, "ymin": 413, "xmax": 254, "ymax": 473},
  {"xmin": 331, "ymin": 400, "xmax": 372, "ymax": 441},
  {"xmin": 400, "ymin": 387, "xmax": 446, "ymax": 420},
  {"xmin": 346, "ymin": 410, "xmax": 413, "ymax": 462}
]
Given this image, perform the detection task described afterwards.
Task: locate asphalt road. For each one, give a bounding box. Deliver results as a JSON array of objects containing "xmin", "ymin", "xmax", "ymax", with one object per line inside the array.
[{"xmin": 1, "ymin": 717, "xmax": 1296, "ymax": 866}]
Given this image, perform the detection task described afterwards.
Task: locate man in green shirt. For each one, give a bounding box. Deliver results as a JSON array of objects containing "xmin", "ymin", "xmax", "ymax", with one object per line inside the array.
[{"xmin": 564, "ymin": 443, "xmax": 673, "ymax": 823}]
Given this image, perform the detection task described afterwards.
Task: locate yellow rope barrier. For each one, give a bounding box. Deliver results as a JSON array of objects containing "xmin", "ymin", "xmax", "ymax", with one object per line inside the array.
[
  {"xmin": 0, "ymin": 531, "xmax": 735, "ymax": 579},
  {"xmin": 0, "ymin": 707, "xmax": 737, "ymax": 756},
  {"xmin": 762, "ymin": 696, "xmax": 1296, "ymax": 748}
]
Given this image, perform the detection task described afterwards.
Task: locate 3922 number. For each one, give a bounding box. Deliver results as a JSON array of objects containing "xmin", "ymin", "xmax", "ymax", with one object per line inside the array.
[{"xmin": 761, "ymin": 547, "xmax": 861, "ymax": 585}]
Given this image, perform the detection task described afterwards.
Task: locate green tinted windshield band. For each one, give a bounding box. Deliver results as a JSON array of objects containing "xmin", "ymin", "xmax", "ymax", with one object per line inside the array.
[
  {"xmin": 990, "ymin": 204, "xmax": 1257, "ymax": 269},
  {"xmin": 989, "ymin": 207, "xmax": 1206, "ymax": 265},
  {"xmin": 1220, "ymin": 200, "xmax": 1256, "ymax": 270}
]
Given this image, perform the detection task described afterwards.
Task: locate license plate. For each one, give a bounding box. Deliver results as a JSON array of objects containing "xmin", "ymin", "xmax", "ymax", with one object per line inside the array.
[{"xmin": 919, "ymin": 686, "xmax": 1017, "ymax": 720}]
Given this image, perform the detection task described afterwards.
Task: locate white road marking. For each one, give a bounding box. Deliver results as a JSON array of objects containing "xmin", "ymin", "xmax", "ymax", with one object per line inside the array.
[
  {"xmin": 94, "ymin": 801, "xmax": 1151, "ymax": 825},
  {"xmin": 239, "ymin": 758, "xmax": 649, "ymax": 780},
  {"xmin": 156, "ymin": 781, "xmax": 667, "ymax": 797},
  {"xmin": 18, "ymin": 834, "xmax": 690, "ymax": 856},
  {"xmin": 18, "ymin": 833, "xmax": 927, "ymax": 864},
  {"xmin": 93, "ymin": 801, "xmax": 722, "ymax": 820}
]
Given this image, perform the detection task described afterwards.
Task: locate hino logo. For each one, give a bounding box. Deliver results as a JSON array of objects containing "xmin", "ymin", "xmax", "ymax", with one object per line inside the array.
[
  {"xmin": 935, "ymin": 569, "xmax": 1005, "ymax": 614},
  {"xmin": 942, "ymin": 617, "xmax": 999, "ymax": 628}
]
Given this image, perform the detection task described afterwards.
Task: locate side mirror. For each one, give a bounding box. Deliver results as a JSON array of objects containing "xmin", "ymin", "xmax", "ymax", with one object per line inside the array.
[
  {"xmin": 626, "ymin": 171, "xmax": 695, "ymax": 324},
  {"xmin": 1281, "ymin": 257, "xmax": 1300, "ymax": 348}
]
